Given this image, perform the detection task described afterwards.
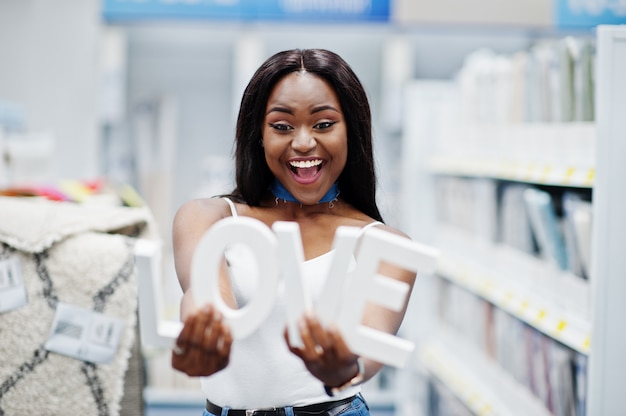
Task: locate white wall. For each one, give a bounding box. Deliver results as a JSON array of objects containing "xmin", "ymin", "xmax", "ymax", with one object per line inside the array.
[{"xmin": 0, "ymin": 0, "xmax": 101, "ymax": 181}]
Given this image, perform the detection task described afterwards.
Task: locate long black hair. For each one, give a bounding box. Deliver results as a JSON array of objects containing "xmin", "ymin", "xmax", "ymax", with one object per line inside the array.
[{"xmin": 232, "ymin": 48, "xmax": 383, "ymax": 222}]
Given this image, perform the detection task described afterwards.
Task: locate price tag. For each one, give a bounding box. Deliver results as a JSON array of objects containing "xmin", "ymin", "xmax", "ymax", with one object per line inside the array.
[
  {"xmin": 564, "ymin": 166, "xmax": 576, "ymax": 183},
  {"xmin": 479, "ymin": 404, "xmax": 493, "ymax": 416},
  {"xmin": 583, "ymin": 335, "xmax": 591, "ymax": 351},
  {"xmin": 502, "ymin": 291, "xmax": 514, "ymax": 306},
  {"xmin": 586, "ymin": 168, "xmax": 595, "ymax": 184},
  {"xmin": 45, "ymin": 303, "xmax": 124, "ymax": 364},
  {"xmin": 540, "ymin": 165, "xmax": 552, "ymax": 183},
  {"xmin": 0, "ymin": 256, "xmax": 28, "ymax": 313},
  {"xmin": 533, "ymin": 309, "xmax": 547, "ymax": 326},
  {"xmin": 517, "ymin": 299, "xmax": 529, "ymax": 315}
]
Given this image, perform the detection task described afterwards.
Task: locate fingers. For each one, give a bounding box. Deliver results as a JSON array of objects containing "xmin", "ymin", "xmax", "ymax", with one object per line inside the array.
[
  {"xmin": 171, "ymin": 304, "xmax": 233, "ymax": 377},
  {"xmin": 326, "ymin": 324, "xmax": 352, "ymax": 356},
  {"xmin": 218, "ymin": 324, "xmax": 233, "ymax": 356},
  {"xmin": 298, "ymin": 315, "xmax": 325, "ymax": 361},
  {"xmin": 306, "ymin": 314, "xmax": 333, "ymax": 355},
  {"xmin": 285, "ymin": 313, "xmax": 361, "ymax": 388},
  {"xmin": 288, "ymin": 314, "xmax": 353, "ymax": 364}
]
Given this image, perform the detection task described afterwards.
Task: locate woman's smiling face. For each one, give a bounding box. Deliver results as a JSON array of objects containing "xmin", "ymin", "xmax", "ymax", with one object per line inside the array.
[{"xmin": 262, "ymin": 71, "xmax": 348, "ymax": 205}]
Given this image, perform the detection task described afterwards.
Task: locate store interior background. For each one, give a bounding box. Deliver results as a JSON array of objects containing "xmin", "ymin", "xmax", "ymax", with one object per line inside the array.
[
  {"xmin": 0, "ymin": 0, "xmax": 556, "ymax": 230},
  {"xmin": 1, "ymin": 1, "xmax": 621, "ymax": 415}
]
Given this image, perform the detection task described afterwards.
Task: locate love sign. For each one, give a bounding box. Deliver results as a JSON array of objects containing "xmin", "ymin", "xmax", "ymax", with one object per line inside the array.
[{"xmin": 190, "ymin": 216, "xmax": 439, "ymax": 368}]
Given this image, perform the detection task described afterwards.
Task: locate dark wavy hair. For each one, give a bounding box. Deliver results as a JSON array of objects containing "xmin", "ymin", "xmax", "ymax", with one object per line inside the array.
[{"xmin": 231, "ymin": 48, "xmax": 383, "ymax": 222}]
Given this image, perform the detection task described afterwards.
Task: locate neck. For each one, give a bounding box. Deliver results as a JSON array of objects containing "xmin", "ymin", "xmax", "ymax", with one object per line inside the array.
[{"xmin": 271, "ymin": 179, "xmax": 340, "ymax": 206}]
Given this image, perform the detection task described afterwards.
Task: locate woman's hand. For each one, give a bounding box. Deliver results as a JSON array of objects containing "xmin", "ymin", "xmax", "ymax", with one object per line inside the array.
[
  {"xmin": 171, "ymin": 304, "xmax": 233, "ymax": 377},
  {"xmin": 285, "ymin": 313, "xmax": 360, "ymax": 388}
]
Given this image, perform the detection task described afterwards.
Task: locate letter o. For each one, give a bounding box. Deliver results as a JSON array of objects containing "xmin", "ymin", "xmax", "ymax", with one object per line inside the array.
[{"xmin": 190, "ymin": 216, "xmax": 278, "ymax": 338}]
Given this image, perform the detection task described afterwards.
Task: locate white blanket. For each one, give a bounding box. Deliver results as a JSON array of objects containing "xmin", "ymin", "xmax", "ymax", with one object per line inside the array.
[{"xmin": 0, "ymin": 196, "xmax": 157, "ymax": 415}]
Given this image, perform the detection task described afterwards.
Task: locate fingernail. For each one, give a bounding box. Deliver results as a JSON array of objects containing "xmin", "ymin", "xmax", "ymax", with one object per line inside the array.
[{"xmin": 298, "ymin": 318, "xmax": 307, "ymax": 332}]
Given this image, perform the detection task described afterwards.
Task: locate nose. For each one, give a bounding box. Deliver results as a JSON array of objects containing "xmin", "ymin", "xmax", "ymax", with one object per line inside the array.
[{"xmin": 291, "ymin": 128, "xmax": 316, "ymax": 153}]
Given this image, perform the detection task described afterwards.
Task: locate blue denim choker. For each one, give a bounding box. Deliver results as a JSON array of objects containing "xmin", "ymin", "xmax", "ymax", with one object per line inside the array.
[{"xmin": 271, "ymin": 179, "xmax": 340, "ymax": 205}]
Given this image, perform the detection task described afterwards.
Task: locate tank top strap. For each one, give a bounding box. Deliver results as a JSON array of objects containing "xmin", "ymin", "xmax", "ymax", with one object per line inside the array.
[
  {"xmin": 360, "ymin": 220, "xmax": 383, "ymax": 234},
  {"xmin": 221, "ymin": 197, "xmax": 238, "ymax": 218}
]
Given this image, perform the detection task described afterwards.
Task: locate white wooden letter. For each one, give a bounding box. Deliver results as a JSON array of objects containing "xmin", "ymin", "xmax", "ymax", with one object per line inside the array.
[
  {"xmin": 316, "ymin": 226, "xmax": 361, "ymax": 326},
  {"xmin": 190, "ymin": 216, "xmax": 279, "ymax": 339},
  {"xmin": 336, "ymin": 227, "xmax": 439, "ymax": 368},
  {"xmin": 272, "ymin": 221, "xmax": 311, "ymax": 347}
]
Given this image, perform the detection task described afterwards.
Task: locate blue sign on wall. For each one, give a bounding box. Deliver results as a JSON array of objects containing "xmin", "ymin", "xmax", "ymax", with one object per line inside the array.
[
  {"xmin": 556, "ymin": 0, "xmax": 626, "ymax": 28},
  {"xmin": 102, "ymin": 0, "xmax": 391, "ymax": 23}
]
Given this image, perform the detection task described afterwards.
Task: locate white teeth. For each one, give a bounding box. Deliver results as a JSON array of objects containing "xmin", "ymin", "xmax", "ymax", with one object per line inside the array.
[{"xmin": 290, "ymin": 160, "xmax": 322, "ymax": 168}]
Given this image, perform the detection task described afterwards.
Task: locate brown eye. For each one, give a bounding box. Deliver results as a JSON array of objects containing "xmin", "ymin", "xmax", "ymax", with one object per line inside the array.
[
  {"xmin": 269, "ymin": 123, "xmax": 292, "ymax": 132},
  {"xmin": 314, "ymin": 121, "xmax": 336, "ymax": 130}
]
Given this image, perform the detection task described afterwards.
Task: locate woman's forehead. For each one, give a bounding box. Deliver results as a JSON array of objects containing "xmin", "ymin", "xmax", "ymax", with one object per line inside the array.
[{"xmin": 266, "ymin": 72, "xmax": 340, "ymax": 110}]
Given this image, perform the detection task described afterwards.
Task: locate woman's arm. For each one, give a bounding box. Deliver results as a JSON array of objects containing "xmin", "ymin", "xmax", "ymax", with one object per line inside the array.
[
  {"xmin": 357, "ymin": 225, "xmax": 417, "ymax": 378},
  {"xmin": 170, "ymin": 198, "xmax": 235, "ymax": 377}
]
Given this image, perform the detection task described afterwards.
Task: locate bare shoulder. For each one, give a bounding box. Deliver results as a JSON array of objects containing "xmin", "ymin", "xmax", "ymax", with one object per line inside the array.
[
  {"xmin": 371, "ymin": 222, "xmax": 412, "ymax": 241},
  {"xmin": 339, "ymin": 205, "xmax": 411, "ymax": 241},
  {"xmin": 173, "ymin": 197, "xmax": 232, "ymax": 233}
]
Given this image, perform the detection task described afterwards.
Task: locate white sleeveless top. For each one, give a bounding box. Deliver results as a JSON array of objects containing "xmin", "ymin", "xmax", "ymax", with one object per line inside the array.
[{"xmin": 200, "ymin": 198, "xmax": 382, "ymax": 408}]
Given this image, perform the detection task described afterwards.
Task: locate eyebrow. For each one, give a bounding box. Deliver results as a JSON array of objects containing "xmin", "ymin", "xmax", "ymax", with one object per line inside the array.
[
  {"xmin": 266, "ymin": 106, "xmax": 293, "ymax": 116},
  {"xmin": 265, "ymin": 104, "xmax": 340, "ymax": 116},
  {"xmin": 311, "ymin": 105, "xmax": 340, "ymax": 114}
]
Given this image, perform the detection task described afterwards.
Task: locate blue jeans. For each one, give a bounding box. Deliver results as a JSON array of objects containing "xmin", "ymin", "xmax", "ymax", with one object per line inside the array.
[{"xmin": 202, "ymin": 394, "xmax": 370, "ymax": 416}]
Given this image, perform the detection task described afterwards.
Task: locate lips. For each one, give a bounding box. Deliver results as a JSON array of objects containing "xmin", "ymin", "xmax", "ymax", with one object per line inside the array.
[{"xmin": 288, "ymin": 159, "xmax": 323, "ymax": 184}]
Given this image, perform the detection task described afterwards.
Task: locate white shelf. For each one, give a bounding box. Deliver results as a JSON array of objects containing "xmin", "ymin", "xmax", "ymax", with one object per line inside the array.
[
  {"xmin": 436, "ymin": 226, "xmax": 591, "ymax": 355},
  {"xmin": 428, "ymin": 122, "xmax": 596, "ymax": 188},
  {"xmin": 419, "ymin": 328, "xmax": 551, "ymax": 416},
  {"xmin": 428, "ymin": 155, "xmax": 595, "ymax": 188},
  {"xmin": 586, "ymin": 25, "xmax": 626, "ymax": 415},
  {"xmin": 401, "ymin": 27, "xmax": 626, "ymax": 415}
]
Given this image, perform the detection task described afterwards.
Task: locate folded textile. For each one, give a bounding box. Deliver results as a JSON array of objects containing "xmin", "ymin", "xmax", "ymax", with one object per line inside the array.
[{"xmin": 0, "ymin": 196, "xmax": 157, "ymax": 415}]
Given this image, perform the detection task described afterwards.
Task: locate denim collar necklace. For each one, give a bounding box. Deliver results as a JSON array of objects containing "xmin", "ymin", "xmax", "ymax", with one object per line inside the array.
[{"xmin": 271, "ymin": 179, "xmax": 340, "ymax": 206}]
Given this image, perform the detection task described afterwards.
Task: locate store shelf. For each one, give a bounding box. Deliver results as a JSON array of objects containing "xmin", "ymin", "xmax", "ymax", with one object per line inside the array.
[
  {"xmin": 401, "ymin": 26, "xmax": 626, "ymax": 416},
  {"xmin": 436, "ymin": 226, "xmax": 591, "ymax": 355},
  {"xmin": 419, "ymin": 329, "xmax": 550, "ymax": 416},
  {"xmin": 586, "ymin": 25, "xmax": 626, "ymax": 414},
  {"xmin": 428, "ymin": 155, "xmax": 595, "ymax": 188},
  {"xmin": 427, "ymin": 122, "xmax": 596, "ymax": 188}
]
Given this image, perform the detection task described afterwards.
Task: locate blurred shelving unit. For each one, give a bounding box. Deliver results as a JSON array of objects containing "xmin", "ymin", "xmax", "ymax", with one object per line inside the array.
[
  {"xmin": 586, "ymin": 25, "xmax": 626, "ymax": 416},
  {"xmin": 400, "ymin": 25, "xmax": 626, "ymax": 416},
  {"xmin": 419, "ymin": 328, "xmax": 551, "ymax": 416},
  {"xmin": 426, "ymin": 123, "xmax": 596, "ymax": 188},
  {"xmin": 435, "ymin": 225, "xmax": 591, "ymax": 354}
]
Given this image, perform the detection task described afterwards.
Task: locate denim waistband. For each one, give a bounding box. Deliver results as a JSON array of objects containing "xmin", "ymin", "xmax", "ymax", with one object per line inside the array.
[{"xmin": 205, "ymin": 394, "xmax": 358, "ymax": 416}]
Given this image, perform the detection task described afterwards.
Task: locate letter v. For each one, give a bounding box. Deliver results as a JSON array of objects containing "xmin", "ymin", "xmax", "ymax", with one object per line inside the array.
[{"xmin": 273, "ymin": 223, "xmax": 360, "ymax": 347}]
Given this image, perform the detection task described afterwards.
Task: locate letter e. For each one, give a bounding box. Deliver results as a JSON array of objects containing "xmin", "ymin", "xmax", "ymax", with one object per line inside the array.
[{"xmin": 336, "ymin": 227, "xmax": 438, "ymax": 368}]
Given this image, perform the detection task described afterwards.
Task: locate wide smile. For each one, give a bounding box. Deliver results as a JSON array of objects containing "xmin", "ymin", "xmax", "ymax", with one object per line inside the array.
[{"xmin": 288, "ymin": 159, "xmax": 324, "ymax": 184}]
